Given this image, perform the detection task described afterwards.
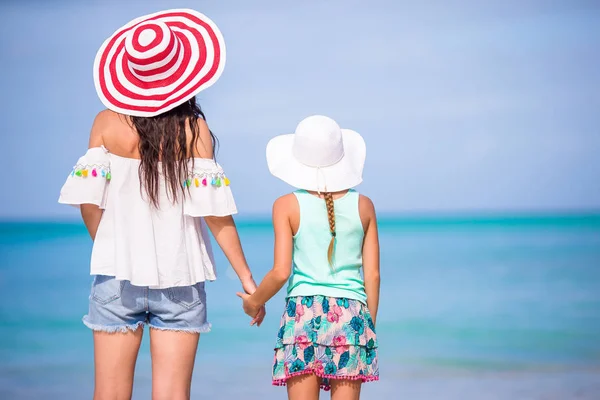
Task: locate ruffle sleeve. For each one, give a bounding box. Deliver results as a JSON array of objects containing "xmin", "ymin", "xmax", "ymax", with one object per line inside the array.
[
  {"xmin": 183, "ymin": 158, "xmax": 237, "ymax": 217},
  {"xmin": 58, "ymin": 147, "xmax": 111, "ymax": 208}
]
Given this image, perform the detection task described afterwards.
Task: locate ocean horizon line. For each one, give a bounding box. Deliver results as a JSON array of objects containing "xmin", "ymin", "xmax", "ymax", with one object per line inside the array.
[{"xmin": 1, "ymin": 209, "xmax": 599, "ymax": 237}]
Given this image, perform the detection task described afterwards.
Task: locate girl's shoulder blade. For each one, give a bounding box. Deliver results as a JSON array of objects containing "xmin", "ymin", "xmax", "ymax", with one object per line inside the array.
[
  {"xmin": 273, "ymin": 193, "xmax": 298, "ymax": 214},
  {"xmin": 358, "ymin": 194, "xmax": 376, "ymax": 231},
  {"xmin": 273, "ymin": 193, "xmax": 300, "ymax": 235}
]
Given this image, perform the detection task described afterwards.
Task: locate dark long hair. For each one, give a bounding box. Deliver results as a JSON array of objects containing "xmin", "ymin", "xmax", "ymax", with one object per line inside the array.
[{"xmin": 130, "ymin": 96, "xmax": 218, "ymax": 208}]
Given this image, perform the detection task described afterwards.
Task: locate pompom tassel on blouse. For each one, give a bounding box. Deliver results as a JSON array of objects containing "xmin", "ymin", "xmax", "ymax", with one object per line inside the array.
[{"xmin": 58, "ymin": 148, "xmax": 238, "ymax": 288}]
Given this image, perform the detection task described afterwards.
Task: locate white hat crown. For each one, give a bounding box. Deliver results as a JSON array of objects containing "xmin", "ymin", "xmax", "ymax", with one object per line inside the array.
[{"xmin": 292, "ymin": 115, "xmax": 345, "ymax": 168}]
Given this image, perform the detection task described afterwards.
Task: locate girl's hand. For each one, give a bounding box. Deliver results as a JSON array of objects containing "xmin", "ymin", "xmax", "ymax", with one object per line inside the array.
[
  {"xmin": 236, "ymin": 292, "xmax": 264, "ymax": 325},
  {"xmin": 239, "ymin": 277, "xmax": 266, "ymax": 327},
  {"xmin": 252, "ymin": 305, "xmax": 266, "ymax": 327}
]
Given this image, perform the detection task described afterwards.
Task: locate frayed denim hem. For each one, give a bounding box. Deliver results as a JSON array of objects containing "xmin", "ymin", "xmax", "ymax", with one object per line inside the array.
[
  {"xmin": 148, "ymin": 322, "xmax": 212, "ymax": 334},
  {"xmin": 82, "ymin": 318, "xmax": 145, "ymax": 333}
]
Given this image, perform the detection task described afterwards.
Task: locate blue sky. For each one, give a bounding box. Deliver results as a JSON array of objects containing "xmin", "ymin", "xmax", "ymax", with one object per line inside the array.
[{"xmin": 1, "ymin": 0, "xmax": 599, "ymax": 218}]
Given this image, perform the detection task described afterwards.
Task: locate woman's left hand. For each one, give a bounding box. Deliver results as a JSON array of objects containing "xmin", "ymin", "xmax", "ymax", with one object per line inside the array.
[{"xmin": 236, "ymin": 292, "xmax": 264, "ymax": 325}]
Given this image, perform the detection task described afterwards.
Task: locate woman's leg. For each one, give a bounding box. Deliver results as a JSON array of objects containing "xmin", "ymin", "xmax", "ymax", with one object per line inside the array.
[
  {"xmin": 286, "ymin": 374, "xmax": 321, "ymax": 400},
  {"xmin": 330, "ymin": 379, "xmax": 362, "ymax": 400},
  {"xmin": 93, "ymin": 329, "xmax": 144, "ymax": 400},
  {"xmin": 149, "ymin": 329, "xmax": 200, "ymax": 400}
]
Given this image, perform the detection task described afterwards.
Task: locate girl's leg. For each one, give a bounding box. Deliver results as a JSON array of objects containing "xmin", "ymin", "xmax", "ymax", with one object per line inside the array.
[
  {"xmin": 149, "ymin": 329, "xmax": 200, "ymax": 400},
  {"xmin": 286, "ymin": 374, "xmax": 321, "ymax": 400},
  {"xmin": 330, "ymin": 379, "xmax": 362, "ymax": 400},
  {"xmin": 93, "ymin": 329, "xmax": 144, "ymax": 400}
]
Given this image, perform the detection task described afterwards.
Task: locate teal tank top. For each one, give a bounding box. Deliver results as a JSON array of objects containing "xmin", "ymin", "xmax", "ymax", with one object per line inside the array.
[{"xmin": 286, "ymin": 189, "xmax": 367, "ymax": 304}]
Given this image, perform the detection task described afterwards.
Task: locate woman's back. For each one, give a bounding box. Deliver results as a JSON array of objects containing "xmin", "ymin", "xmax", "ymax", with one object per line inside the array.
[
  {"xmin": 59, "ymin": 109, "xmax": 236, "ymax": 289},
  {"xmin": 93, "ymin": 109, "xmax": 214, "ymax": 160}
]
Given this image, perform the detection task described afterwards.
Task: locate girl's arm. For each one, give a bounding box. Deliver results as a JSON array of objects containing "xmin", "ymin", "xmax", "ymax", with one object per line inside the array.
[
  {"xmin": 237, "ymin": 196, "xmax": 293, "ymax": 317},
  {"xmin": 361, "ymin": 195, "xmax": 380, "ymax": 325}
]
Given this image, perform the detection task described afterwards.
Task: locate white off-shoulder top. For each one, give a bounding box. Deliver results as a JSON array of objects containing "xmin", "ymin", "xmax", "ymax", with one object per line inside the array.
[{"xmin": 58, "ymin": 146, "xmax": 237, "ymax": 289}]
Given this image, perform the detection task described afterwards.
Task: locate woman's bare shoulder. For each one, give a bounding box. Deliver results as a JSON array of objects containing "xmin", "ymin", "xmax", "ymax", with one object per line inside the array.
[
  {"xmin": 89, "ymin": 110, "xmax": 136, "ymax": 152},
  {"xmin": 191, "ymin": 117, "xmax": 214, "ymax": 159}
]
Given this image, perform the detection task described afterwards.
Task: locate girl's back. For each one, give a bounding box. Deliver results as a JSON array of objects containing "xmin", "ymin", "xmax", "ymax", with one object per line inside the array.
[{"xmin": 288, "ymin": 189, "xmax": 367, "ymax": 304}]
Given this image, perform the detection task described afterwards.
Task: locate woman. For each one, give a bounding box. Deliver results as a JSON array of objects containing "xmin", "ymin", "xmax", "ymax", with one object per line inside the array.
[{"xmin": 58, "ymin": 9, "xmax": 263, "ymax": 400}]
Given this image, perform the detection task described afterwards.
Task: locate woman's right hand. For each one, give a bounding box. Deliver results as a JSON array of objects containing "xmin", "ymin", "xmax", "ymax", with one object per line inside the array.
[{"xmin": 241, "ymin": 276, "xmax": 258, "ymax": 295}]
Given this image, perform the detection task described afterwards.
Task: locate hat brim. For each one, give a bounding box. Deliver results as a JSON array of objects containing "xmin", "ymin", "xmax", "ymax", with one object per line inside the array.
[
  {"xmin": 266, "ymin": 129, "xmax": 366, "ymax": 192},
  {"xmin": 93, "ymin": 9, "xmax": 226, "ymax": 117}
]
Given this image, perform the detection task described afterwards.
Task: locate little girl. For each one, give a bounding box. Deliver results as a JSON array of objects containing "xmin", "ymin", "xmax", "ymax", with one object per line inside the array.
[{"xmin": 238, "ymin": 115, "xmax": 380, "ymax": 400}]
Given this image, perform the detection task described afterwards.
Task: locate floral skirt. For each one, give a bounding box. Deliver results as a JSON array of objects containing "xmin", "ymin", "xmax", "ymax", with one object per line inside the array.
[{"xmin": 272, "ymin": 295, "xmax": 379, "ymax": 391}]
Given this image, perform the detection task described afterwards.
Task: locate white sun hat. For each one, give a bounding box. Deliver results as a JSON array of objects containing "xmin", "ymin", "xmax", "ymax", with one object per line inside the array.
[{"xmin": 266, "ymin": 115, "xmax": 366, "ymax": 192}]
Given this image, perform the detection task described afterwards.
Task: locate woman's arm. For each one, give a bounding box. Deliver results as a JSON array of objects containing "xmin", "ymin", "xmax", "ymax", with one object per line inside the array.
[
  {"xmin": 193, "ymin": 118, "xmax": 264, "ymax": 325},
  {"xmin": 361, "ymin": 195, "xmax": 380, "ymax": 325},
  {"xmin": 193, "ymin": 118, "xmax": 256, "ymax": 283},
  {"xmin": 80, "ymin": 111, "xmax": 107, "ymax": 240},
  {"xmin": 204, "ymin": 215, "xmax": 266, "ymax": 326},
  {"xmin": 203, "ymin": 215, "xmax": 255, "ymax": 286},
  {"xmin": 237, "ymin": 195, "xmax": 293, "ymax": 317},
  {"xmin": 81, "ymin": 205, "xmax": 103, "ymax": 240}
]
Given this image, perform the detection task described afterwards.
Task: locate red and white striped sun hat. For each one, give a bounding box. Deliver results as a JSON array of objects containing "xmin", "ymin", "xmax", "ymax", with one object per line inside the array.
[{"xmin": 93, "ymin": 9, "xmax": 226, "ymax": 117}]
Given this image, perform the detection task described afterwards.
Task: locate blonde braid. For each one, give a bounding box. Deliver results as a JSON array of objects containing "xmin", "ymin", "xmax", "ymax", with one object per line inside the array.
[{"xmin": 324, "ymin": 192, "xmax": 336, "ymax": 268}]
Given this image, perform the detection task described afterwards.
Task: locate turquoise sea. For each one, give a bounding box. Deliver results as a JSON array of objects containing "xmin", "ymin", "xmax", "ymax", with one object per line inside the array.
[{"xmin": 1, "ymin": 214, "xmax": 599, "ymax": 399}]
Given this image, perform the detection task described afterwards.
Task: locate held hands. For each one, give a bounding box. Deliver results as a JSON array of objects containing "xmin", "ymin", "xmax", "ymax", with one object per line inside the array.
[
  {"xmin": 239, "ymin": 277, "xmax": 266, "ymax": 327},
  {"xmin": 236, "ymin": 292, "xmax": 264, "ymax": 326}
]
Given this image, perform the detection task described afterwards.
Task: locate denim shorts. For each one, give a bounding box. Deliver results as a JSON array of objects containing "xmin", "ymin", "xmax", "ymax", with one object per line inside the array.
[{"xmin": 82, "ymin": 275, "xmax": 210, "ymax": 333}]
